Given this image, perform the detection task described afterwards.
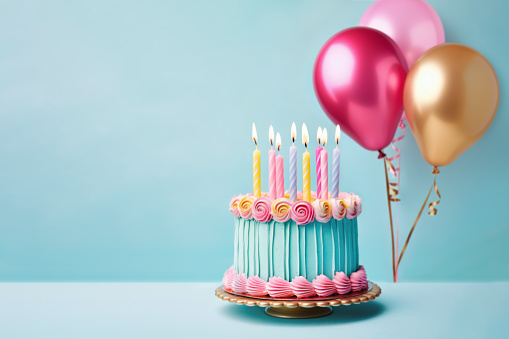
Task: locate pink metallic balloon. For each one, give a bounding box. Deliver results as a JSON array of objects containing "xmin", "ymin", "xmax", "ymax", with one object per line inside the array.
[
  {"xmin": 313, "ymin": 27, "xmax": 408, "ymax": 151},
  {"xmin": 359, "ymin": 0, "xmax": 445, "ymax": 68}
]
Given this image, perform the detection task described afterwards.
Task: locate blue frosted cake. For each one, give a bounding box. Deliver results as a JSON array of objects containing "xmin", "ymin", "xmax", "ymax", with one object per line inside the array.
[{"xmin": 223, "ymin": 191, "xmax": 368, "ymax": 298}]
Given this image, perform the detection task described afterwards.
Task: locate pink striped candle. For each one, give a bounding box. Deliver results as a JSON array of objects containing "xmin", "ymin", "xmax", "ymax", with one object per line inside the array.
[
  {"xmin": 276, "ymin": 133, "xmax": 284, "ymax": 198},
  {"xmin": 268, "ymin": 126, "xmax": 276, "ymax": 200},
  {"xmin": 315, "ymin": 127, "xmax": 322, "ymax": 200},
  {"xmin": 320, "ymin": 128, "xmax": 328, "ymax": 199}
]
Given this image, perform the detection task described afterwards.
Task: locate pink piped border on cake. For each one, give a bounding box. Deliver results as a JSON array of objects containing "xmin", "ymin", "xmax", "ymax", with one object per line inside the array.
[
  {"xmin": 230, "ymin": 191, "xmax": 361, "ymax": 225},
  {"xmin": 222, "ymin": 265, "xmax": 369, "ymax": 298}
]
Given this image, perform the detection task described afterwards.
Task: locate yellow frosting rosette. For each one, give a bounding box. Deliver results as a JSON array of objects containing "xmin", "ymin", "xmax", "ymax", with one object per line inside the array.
[
  {"xmin": 238, "ymin": 195, "xmax": 255, "ymax": 220},
  {"xmin": 271, "ymin": 198, "xmax": 292, "ymax": 223}
]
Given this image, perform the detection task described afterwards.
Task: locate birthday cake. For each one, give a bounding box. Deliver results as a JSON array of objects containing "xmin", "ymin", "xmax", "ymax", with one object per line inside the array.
[{"xmin": 222, "ymin": 123, "xmax": 368, "ymax": 298}]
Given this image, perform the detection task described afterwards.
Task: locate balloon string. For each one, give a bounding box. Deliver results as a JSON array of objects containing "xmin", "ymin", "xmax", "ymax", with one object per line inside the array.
[
  {"xmin": 390, "ymin": 121, "xmax": 405, "ymax": 282},
  {"xmin": 383, "ymin": 156, "xmax": 396, "ymax": 282},
  {"xmin": 428, "ymin": 167, "xmax": 441, "ymax": 215},
  {"xmin": 397, "ymin": 167, "xmax": 440, "ymax": 269}
]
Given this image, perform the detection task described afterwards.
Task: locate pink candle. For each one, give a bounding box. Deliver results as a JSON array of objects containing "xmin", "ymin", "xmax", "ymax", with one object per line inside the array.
[
  {"xmin": 268, "ymin": 126, "xmax": 276, "ymax": 200},
  {"xmin": 276, "ymin": 133, "xmax": 284, "ymax": 199},
  {"xmin": 315, "ymin": 127, "xmax": 323, "ymax": 200},
  {"xmin": 321, "ymin": 128, "xmax": 328, "ymax": 199}
]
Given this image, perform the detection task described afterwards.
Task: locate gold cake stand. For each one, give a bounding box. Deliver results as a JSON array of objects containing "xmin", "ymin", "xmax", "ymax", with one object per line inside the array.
[{"xmin": 216, "ymin": 281, "xmax": 381, "ymax": 319}]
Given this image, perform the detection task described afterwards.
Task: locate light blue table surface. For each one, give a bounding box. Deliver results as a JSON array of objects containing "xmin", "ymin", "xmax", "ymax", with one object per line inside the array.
[{"xmin": 0, "ymin": 282, "xmax": 507, "ymax": 338}]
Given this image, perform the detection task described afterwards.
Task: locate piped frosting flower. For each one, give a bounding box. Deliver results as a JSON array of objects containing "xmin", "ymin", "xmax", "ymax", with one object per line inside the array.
[
  {"xmin": 246, "ymin": 276, "xmax": 267, "ymax": 296},
  {"xmin": 351, "ymin": 194, "xmax": 362, "ymax": 218},
  {"xmin": 290, "ymin": 200, "xmax": 315, "ymax": 226},
  {"xmin": 271, "ymin": 198, "xmax": 292, "ymax": 223},
  {"xmin": 266, "ymin": 277, "xmax": 294, "ymax": 297},
  {"xmin": 222, "ymin": 266, "xmax": 237, "ymax": 290},
  {"xmin": 252, "ymin": 197, "xmax": 272, "ymax": 223},
  {"xmin": 312, "ymin": 199, "xmax": 332, "ymax": 223},
  {"xmin": 350, "ymin": 267, "xmax": 368, "ymax": 292},
  {"xmin": 345, "ymin": 195, "xmax": 356, "ymax": 219},
  {"xmin": 313, "ymin": 274, "xmax": 336, "ymax": 297},
  {"xmin": 233, "ymin": 273, "xmax": 248, "ymax": 293},
  {"xmin": 229, "ymin": 195, "xmax": 241, "ymax": 217},
  {"xmin": 357, "ymin": 265, "xmax": 368, "ymax": 289},
  {"xmin": 238, "ymin": 196, "xmax": 255, "ymax": 220},
  {"xmin": 331, "ymin": 198, "xmax": 347, "ymax": 220},
  {"xmin": 333, "ymin": 271, "xmax": 351, "ymax": 295},
  {"xmin": 291, "ymin": 276, "xmax": 316, "ymax": 298}
]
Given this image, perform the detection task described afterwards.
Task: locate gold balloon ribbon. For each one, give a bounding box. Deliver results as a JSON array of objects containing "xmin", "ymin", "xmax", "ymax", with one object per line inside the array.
[
  {"xmin": 428, "ymin": 167, "xmax": 441, "ymax": 216},
  {"xmin": 385, "ymin": 157, "xmax": 400, "ymax": 202},
  {"xmin": 388, "ymin": 121, "xmax": 406, "ymax": 176},
  {"xmin": 397, "ymin": 166, "xmax": 441, "ymax": 269}
]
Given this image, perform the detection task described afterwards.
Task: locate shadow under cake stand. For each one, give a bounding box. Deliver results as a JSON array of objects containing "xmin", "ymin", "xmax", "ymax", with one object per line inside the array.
[{"xmin": 216, "ymin": 281, "xmax": 381, "ymax": 319}]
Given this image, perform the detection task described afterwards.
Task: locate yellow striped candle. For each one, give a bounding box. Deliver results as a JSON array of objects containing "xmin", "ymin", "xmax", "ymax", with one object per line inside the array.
[
  {"xmin": 252, "ymin": 123, "xmax": 261, "ymax": 198},
  {"xmin": 302, "ymin": 123, "xmax": 311, "ymax": 202}
]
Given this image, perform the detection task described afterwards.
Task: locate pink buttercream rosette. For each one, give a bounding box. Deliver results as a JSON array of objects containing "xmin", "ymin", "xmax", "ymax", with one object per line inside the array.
[
  {"xmin": 313, "ymin": 274, "xmax": 336, "ymax": 297},
  {"xmin": 222, "ymin": 266, "xmax": 237, "ymax": 290},
  {"xmin": 238, "ymin": 196, "xmax": 255, "ymax": 220},
  {"xmin": 290, "ymin": 200, "xmax": 315, "ymax": 226},
  {"xmin": 350, "ymin": 266, "xmax": 368, "ymax": 292},
  {"xmin": 252, "ymin": 197, "xmax": 272, "ymax": 223},
  {"xmin": 271, "ymin": 198, "xmax": 292, "ymax": 223},
  {"xmin": 333, "ymin": 271, "xmax": 351, "ymax": 294},
  {"xmin": 291, "ymin": 276, "xmax": 316, "ymax": 298},
  {"xmin": 233, "ymin": 273, "xmax": 248, "ymax": 293},
  {"xmin": 229, "ymin": 195, "xmax": 242, "ymax": 217},
  {"xmin": 312, "ymin": 199, "xmax": 333, "ymax": 223},
  {"xmin": 266, "ymin": 277, "xmax": 293, "ymax": 297},
  {"xmin": 246, "ymin": 276, "xmax": 267, "ymax": 296}
]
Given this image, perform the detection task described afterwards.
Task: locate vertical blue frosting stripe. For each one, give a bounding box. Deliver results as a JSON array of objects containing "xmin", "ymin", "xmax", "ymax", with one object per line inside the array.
[
  {"xmin": 305, "ymin": 223, "xmax": 316, "ymax": 279},
  {"xmin": 269, "ymin": 221, "xmax": 274, "ymax": 277},
  {"xmin": 238, "ymin": 218, "xmax": 244, "ymax": 273},
  {"xmin": 343, "ymin": 218, "xmax": 351, "ymax": 276},
  {"xmin": 338, "ymin": 219, "xmax": 345, "ymax": 274},
  {"xmin": 330, "ymin": 219, "xmax": 336, "ymax": 274},
  {"xmin": 254, "ymin": 221, "xmax": 259, "ymax": 276},
  {"xmin": 332, "ymin": 219, "xmax": 340, "ymax": 273},
  {"xmin": 244, "ymin": 220, "xmax": 250, "ymax": 276},
  {"xmin": 258, "ymin": 223, "xmax": 269, "ymax": 280},
  {"xmin": 285, "ymin": 222, "xmax": 290, "ymax": 280},
  {"xmin": 354, "ymin": 218, "xmax": 359, "ymax": 270},
  {"xmin": 234, "ymin": 218, "xmax": 239, "ymax": 272},
  {"xmin": 344, "ymin": 219, "xmax": 351, "ymax": 276},
  {"xmin": 299, "ymin": 225, "xmax": 306, "ymax": 279},
  {"xmin": 273, "ymin": 222, "xmax": 285, "ymax": 278},
  {"xmin": 322, "ymin": 222, "xmax": 333, "ymax": 277},
  {"xmin": 289, "ymin": 221, "xmax": 299, "ymax": 280},
  {"xmin": 247, "ymin": 221, "xmax": 254, "ymax": 277},
  {"xmin": 316, "ymin": 222, "xmax": 323, "ymax": 276}
]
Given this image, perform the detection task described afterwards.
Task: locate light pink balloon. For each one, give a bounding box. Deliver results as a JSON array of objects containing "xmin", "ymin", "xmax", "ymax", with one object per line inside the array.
[{"xmin": 359, "ymin": 0, "xmax": 445, "ymax": 68}]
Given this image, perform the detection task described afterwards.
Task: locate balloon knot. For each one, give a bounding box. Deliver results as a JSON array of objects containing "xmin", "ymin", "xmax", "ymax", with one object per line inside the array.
[
  {"xmin": 432, "ymin": 166, "xmax": 440, "ymax": 174},
  {"xmin": 378, "ymin": 150, "xmax": 386, "ymax": 159}
]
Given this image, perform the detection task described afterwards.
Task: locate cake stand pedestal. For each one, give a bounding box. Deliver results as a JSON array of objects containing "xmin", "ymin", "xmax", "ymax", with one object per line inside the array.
[{"xmin": 215, "ymin": 281, "xmax": 381, "ymax": 319}]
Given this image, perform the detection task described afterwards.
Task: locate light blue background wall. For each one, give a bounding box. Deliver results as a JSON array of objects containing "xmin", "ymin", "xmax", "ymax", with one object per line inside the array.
[{"xmin": 0, "ymin": 0, "xmax": 507, "ymax": 282}]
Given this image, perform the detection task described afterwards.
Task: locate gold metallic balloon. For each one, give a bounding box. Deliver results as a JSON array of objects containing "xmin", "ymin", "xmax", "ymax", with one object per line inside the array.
[{"xmin": 404, "ymin": 43, "xmax": 499, "ymax": 167}]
